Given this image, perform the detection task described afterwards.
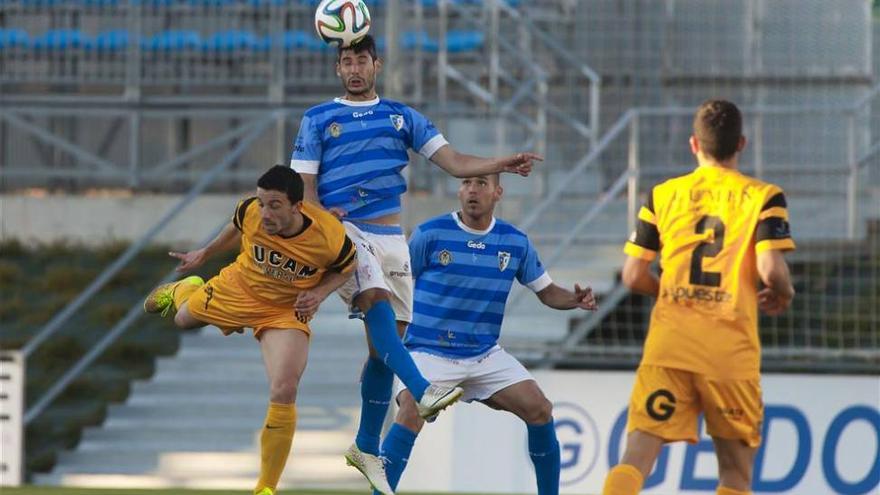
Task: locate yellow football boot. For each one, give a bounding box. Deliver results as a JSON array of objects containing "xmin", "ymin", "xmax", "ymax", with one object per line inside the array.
[
  {"xmin": 143, "ymin": 275, "xmax": 204, "ymax": 317},
  {"xmin": 254, "ymin": 488, "xmax": 274, "ymax": 495}
]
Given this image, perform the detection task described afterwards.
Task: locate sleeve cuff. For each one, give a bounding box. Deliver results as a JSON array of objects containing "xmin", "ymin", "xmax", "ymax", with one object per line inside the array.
[
  {"xmin": 290, "ymin": 159, "xmax": 320, "ymax": 174},
  {"xmin": 624, "ymin": 242, "xmax": 658, "ymax": 261},
  {"xmin": 525, "ymin": 272, "xmax": 553, "ymax": 293},
  {"xmin": 756, "ymin": 238, "xmax": 796, "ymax": 253},
  {"xmin": 419, "ymin": 134, "xmax": 449, "ymax": 159}
]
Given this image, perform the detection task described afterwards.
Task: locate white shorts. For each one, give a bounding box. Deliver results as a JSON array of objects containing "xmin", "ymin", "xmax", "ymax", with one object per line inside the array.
[
  {"xmin": 336, "ymin": 220, "xmax": 414, "ymax": 323},
  {"xmin": 395, "ymin": 346, "xmax": 534, "ymax": 403}
]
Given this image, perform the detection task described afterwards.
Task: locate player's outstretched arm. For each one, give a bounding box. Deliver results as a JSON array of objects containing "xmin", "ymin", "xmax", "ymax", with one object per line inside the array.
[
  {"xmin": 294, "ymin": 267, "xmax": 354, "ymax": 319},
  {"xmin": 621, "ymin": 256, "xmax": 660, "ymax": 296},
  {"xmin": 169, "ymin": 221, "xmax": 241, "ymax": 272},
  {"xmin": 301, "ymin": 172, "xmax": 347, "ymax": 218},
  {"xmin": 757, "ymin": 249, "xmax": 795, "ymax": 315},
  {"xmin": 536, "ymin": 283, "xmax": 599, "ymax": 311},
  {"xmin": 429, "ymin": 144, "xmax": 542, "ymax": 178}
]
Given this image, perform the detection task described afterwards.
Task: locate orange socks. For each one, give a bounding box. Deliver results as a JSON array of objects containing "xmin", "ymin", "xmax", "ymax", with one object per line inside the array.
[
  {"xmin": 254, "ymin": 402, "xmax": 297, "ymax": 494},
  {"xmin": 602, "ymin": 464, "xmax": 644, "ymax": 495},
  {"xmin": 172, "ymin": 279, "xmax": 201, "ymax": 309},
  {"xmin": 717, "ymin": 487, "xmax": 751, "ymax": 495}
]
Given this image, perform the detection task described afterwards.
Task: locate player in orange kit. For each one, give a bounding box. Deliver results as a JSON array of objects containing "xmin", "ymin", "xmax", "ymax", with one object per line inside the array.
[
  {"xmin": 143, "ymin": 165, "xmax": 357, "ymax": 495},
  {"xmin": 602, "ymin": 100, "xmax": 796, "ymax": 495}
]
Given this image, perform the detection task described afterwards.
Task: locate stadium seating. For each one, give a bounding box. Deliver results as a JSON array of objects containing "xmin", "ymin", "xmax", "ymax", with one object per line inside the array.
[
  {"xmin": 92, "ymin": 30, "xmax": 129, "ymax": 52},
  {"xmin": 0, "ymin": 28, "xmax": 30, "ymax": 49},
  {"xmin": 31, "ymin": 29, "xmax": 92, "ymax": 51}
]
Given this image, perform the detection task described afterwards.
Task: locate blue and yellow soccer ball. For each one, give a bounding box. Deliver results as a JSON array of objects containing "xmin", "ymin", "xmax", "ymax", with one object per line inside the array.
[{"xmin": 314, "ymin": 0, "xmax": 371, "ymax": 48}]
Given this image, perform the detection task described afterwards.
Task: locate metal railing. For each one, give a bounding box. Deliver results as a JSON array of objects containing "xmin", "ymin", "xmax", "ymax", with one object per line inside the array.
[
  {"xmin": 20, "ymin": 111, "xmax": 276, "ymax": 424},
  {"xmin": 505, "ymin": 89, "xmax": 880, "ymax": 370}
]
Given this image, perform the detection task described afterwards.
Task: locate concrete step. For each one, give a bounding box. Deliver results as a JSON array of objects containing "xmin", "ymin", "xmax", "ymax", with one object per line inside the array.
[
  {"xmin": 51, "ymin": 451, "xmax": 363, "ymax": 482},
  {"xmin": 34, "ymin": 472, "xmax": 366, "ymax": 490},
  {"xmin": 77, "ymin": 428, "xmax": 355, "ymax": 456}
]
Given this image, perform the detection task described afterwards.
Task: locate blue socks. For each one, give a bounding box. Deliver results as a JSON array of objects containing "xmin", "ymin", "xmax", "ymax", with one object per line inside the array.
[
  {"xmin": 363, "ymin": 301, "xmax": 430, "ymax": 401},
  {"xmin": 355, "ymin": 357, "xmax": 394, "ymax": 455},
  {"xmin": 374, "ymin": 423, "xmax": 418, "ymax": 494},
  {"xmin": 528, "ymin": 419, "xmax": 561, "ymax": 495}
]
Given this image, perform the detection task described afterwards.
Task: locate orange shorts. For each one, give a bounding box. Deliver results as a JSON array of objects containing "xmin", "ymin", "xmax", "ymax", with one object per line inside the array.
[
  {"xmin": 186, "ymin": 267, "xmax": 311, "ymax": 338},
  {"xmin": 627, "ymin": 365, "xmax": 763, "ymax": 448}
]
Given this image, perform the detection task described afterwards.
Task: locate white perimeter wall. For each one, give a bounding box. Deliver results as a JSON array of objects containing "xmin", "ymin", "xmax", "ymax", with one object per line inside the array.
[{"xmin": 400, "ymin": 371, "xmax": 880, "ymax": 495}]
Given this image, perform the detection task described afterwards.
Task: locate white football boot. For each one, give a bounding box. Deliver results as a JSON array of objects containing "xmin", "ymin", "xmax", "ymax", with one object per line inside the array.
[
  {"xmin": 416, "ymin": 384, "xmax": 464, "ymax": 420},
  {"xmin": 344, "ymin": 443, "xmax": 394, "ymax": 495}
]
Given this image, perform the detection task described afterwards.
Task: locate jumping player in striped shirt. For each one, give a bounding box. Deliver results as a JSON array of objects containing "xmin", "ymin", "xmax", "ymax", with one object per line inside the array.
[{"xmin": 290, "ymin": 34, "xmax": 542, "ymax": 494}]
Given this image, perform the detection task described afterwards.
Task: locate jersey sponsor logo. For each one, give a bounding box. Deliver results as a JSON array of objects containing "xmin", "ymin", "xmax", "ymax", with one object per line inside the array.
[
  {"xmin": 439, "ymin": 249, "xmax": 452, "ymax": 266},
  {"xmin": 646, "ymin": 389, "xmax": 676, "ymax": 421},
  {"xmin": 352, "ymin": 110, "xmax": 374, "ymax": 118},
  {"xmin": 329, "ymin": 122, "xmax": 342, "ymax": 138},
  {"xmin": 497, "ymin": 251, "xmax": 511, "ymax": 272},
  {"xmin": 390, "ymin": 114, "xmax": 404, "ymax": 131},
  {"xmin": 467, "ymin": 240, "xmax": 485, "ymax": 250},
  {"xmin": 662, "ymin": 286, "xmax": 733, "ymax": 304},
  {"xmin": 252, "ymin": 245, "xmax": 319, "ymax": 282}
]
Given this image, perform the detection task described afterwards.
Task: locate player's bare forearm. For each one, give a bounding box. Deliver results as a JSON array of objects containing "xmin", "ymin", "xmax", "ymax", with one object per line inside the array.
[
  {"xmin": 301, "ymin": 172, "xmax": 347, "ymax": 218},
  {"xmin": 537, "ymin": 283, "xmax": 598, "ymax": 310},
  {"xmin": 757, "ymin": 249, "xmax": 795, "ymax": 301},
  {"xmin": 314, "ymin": 268, "xmax": 354, "ymax": 300},
  {"xmin": 170, "ymin": 222, "xmax": 240, "ymax": 272},
  {"xmin": 301, "ymin": 173, "xmax": 320, "ymax": 204},
  {"xmin": 430, "ymin": 145, "xmax": 541, "ymax": 178},
  {"xmin": 622, "ymin": 256, "xmax": 660, "ymax": 297},
  {"xmin": 203, "ymin": 222, "xmax": 242, "ymax": 258}
]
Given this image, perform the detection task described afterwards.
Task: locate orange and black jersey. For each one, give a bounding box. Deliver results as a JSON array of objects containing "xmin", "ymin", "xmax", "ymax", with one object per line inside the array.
[
  {"xmin": 624, "ymin": 166, "xmax": 795, "ymax": 379},
  {"xmin": 228, "ymin": 197, "xmax": 356, "ymax": 307}
]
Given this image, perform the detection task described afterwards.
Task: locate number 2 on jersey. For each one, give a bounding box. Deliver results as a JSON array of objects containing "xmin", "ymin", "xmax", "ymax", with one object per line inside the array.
[{"xmin": 690, "ymin": 215, "xmax": 725, "ymax": 287}]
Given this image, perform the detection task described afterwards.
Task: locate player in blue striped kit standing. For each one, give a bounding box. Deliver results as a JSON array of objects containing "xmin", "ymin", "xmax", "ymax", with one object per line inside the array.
[
  {"xmin": 374, "ymin": 173, "xmax": 598, "ymax": 495},
  {"xmin": 290, "ymin": 35, "xmax": 542, "ymax": 494}
]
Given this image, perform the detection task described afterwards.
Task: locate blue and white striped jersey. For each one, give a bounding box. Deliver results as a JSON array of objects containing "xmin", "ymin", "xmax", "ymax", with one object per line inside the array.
[
  {"xmin": 405, "ymin": 212, "xmax": 552, "ymax": 358},
  {"xmin": 290, "ymin": 97, "xmax": 448, "ymax": 221}
]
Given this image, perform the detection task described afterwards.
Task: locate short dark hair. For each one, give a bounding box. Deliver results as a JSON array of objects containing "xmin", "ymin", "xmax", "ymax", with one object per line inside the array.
[
  {"xmin": 257, "ymin": 165, "xmax": 304, "ymax": 204},
  {"xmin": 337, "ymin": 34, "xmax": 378, "ymax": 62},
  {"xmin": 693, "ymin": 99, "xmax": 743, "ymax": 161}
]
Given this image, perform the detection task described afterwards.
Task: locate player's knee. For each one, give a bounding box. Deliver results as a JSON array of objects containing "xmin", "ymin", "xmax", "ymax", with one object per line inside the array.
[
  {"xmin": 355, "ymin": 288, "xmax": 391, "ymax": 312},
  {"xmin": 395, "ymin": 391, "xmax": 425, "ymax": 433},
  {"xmin": 173, "ymin": 309, "xmax": 200, "ymax": 330},
  {"xmin": 268, "ymin": 379, "xmax": 299, "ymax": 404},
  {"xmin": 525, "ymin": 398, "xmax": 553, "ymax": 425}
]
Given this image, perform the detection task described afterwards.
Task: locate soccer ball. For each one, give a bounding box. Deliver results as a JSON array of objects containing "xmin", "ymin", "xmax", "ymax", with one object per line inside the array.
[{"xmin": 314, "ymin": 0, "xmax": 371, "ymax": 48}]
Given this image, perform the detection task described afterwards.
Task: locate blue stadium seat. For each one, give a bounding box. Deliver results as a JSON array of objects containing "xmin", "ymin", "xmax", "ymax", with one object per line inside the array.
[
  {"xmin": 202, "ymin": 30, "xmax": 260, "ymax": 52},
  {"xmin": 446, "ymin": 30, "xmax": 483, "ymax": 53},
  {"xmin": 19, "ymin": 0, "xmax": 70, "ymax": 6},
  {"xmin": 32, "ymin": 29, "xmax": 92, "ymax": 51},
  {"xmin": 281, "ymin": 30, "xmax": 327, "ymax": 52},
  {"xmin": 419, "ymin": 0, "xmax": 520, "ymax": 6},
  {"xmin": 399, "ymin": 30, "xmax": 483, "ymax": 53},
  {"xmin": 0, "ymin": 29, "xmax": 30, "ymax": 50},
  {"xmin": 141, "ymin": 30, "xmax": 201, "ymax": 51},
  {"xmin": 401, "ymin": 30, "xmax": 437, "ymax": 52},
  {"xmin": 78, "ymin": 0, "xmax": 122, "ymax": 6},
  {"xmin": 92, "ymin": 30, "xmax": 129, "ymax": 51}
]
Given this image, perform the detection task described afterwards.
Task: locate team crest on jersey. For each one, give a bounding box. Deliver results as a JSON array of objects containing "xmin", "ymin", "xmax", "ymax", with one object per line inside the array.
[
  {"xmin": 439, "ymin": 249, "xmax": 452, "ymax": 266},
  {"xmin": 390, "ymin": 114, "xmax": 404, "ymax": 131},
  {"xmin": 497, "ymin": 251, "xmax": 511, "ymax": 272},
  {"xmin": 329, "ymin": 122, "xmax": 342, "ymax": 138}
]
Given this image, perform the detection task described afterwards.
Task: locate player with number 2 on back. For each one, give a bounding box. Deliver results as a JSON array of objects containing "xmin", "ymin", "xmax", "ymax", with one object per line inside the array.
[{"xmin": 602, "ymin": 100, "xmax": 796, "ymax": 495}]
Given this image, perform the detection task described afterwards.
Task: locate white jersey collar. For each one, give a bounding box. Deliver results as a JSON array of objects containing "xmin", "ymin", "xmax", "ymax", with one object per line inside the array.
[
  {"xmin": 334, "ymin": 96, "xmax": 381, "ymax": 107},
  {"xmin": 451, "ymin": 211, "xmax": 496, "ymax": 235}
]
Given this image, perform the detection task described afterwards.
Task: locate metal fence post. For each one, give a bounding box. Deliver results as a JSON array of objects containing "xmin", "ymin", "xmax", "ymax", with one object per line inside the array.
[
  {"xmin": 0, "ymin": 351, "xmax": 25, "ymax": 487},
  {"xmin": 846, "ymin": 112, "xmax": 857, "ymax": 239},
  {"xmin": 627, "ymin": 111, "xmax": 640, "ymax": 236}
]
